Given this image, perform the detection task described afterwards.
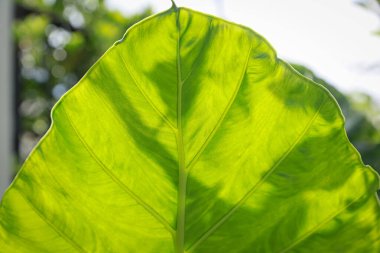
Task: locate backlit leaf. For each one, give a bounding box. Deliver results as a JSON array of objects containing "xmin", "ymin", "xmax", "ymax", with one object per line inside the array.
[{"xmin": 1, "ymin": 6, "xmax": 379, "ymax": 253}]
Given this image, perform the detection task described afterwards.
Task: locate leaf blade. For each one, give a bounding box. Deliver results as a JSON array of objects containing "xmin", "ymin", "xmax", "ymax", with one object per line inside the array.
[{"xmin": 1, "ymin": 7, "xmax": 379, "ymax": 253}]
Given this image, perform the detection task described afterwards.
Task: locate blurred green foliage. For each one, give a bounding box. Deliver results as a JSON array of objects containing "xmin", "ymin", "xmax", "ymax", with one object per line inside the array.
[
  {"xmin": 14, "ymin": 0, "xmax": 380, "ymax": 176},
  {"xmin": 14, "ymin": 0, "xmax": 151, "ymax": 161},
  {"xmin": 356, "ymin": 0, "xmax": 380, "ymax": 34}
]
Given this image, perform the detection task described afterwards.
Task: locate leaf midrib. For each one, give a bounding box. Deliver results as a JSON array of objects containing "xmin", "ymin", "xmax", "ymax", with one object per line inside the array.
[{"xmin": 174, "ymin": 6, "xmax": 187, "ymax": 253}]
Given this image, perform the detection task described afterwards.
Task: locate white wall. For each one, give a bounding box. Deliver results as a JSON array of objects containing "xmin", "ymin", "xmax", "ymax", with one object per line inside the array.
[{"xmin": 0, "ymin": 0, "xmax": 14, "ymax": 196}]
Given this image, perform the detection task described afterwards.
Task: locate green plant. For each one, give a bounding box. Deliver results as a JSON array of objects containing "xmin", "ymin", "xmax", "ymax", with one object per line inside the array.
[{"xmin": 1, "ymin": 5, "xmax": 379, "ymax": 253}]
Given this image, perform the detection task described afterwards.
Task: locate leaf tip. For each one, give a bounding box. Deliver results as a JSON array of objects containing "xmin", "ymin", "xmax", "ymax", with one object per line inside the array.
[{"xmin": 170, "ymin": 0, "xmax": 177, "ymax": 10}]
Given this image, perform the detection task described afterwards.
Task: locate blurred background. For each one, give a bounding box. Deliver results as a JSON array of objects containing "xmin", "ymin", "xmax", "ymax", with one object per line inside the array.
[{"xmin": 0, "ymin": 0, "xmax": 379, "ymax": 196}]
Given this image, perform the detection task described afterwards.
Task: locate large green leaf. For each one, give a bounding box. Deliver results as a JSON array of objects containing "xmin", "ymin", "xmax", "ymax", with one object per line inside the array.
[{"xmin": 1, "ymin": 6, "xmax": 379, "ymax": 253}]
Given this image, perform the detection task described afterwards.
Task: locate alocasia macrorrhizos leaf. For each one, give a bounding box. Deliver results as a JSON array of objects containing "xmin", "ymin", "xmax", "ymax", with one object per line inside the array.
[{"xmin": 1, "ymin": 5, "xmax": 379, "ymax": 253}]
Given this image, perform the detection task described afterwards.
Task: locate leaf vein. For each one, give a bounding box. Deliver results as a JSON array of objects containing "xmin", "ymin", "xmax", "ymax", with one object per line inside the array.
[
  {"xmin": 180, "ymin": 19, "xmax": 213, "ymax": 86},
  {"xmin": 187, "ymin": 95, "xmax": 327, "ymax": 251},
  {"xmin": 175, "ymin": 7, "xmax": 187, "ymax": 253},
  {"xmin": 118, "ymin": 51, "xmax": 177, "ymax": 133},
  {"xmin": 280, "ymin": 192, "xmax": 366, "ymax": 252},
  {"xmin": 187, "ymin": 40, "xmax": 255, "ymax": 171},
  {"xmin": 18, "ymin": 190, "xmax": 87, "ymax": 253},
  {"xmin": 62, "ymin": 106, "xmax": 176, "ymax": 235}
]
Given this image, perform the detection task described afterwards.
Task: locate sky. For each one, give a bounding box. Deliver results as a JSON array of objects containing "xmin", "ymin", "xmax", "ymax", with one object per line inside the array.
[{"xmin": 105, "ymin": 0, "xmax": 380, "ymax": 102}]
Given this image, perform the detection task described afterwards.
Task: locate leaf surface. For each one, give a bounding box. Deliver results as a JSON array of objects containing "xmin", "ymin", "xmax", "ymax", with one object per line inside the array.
[{"xmin": 1, "ymin": 7, "xmax": 379, "ymax": 253}]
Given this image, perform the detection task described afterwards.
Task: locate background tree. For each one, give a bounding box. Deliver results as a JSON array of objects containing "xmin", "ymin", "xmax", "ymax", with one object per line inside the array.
[{"xmin": 13, "ymin": 0, "xmax": 151, "ymax": 169}]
